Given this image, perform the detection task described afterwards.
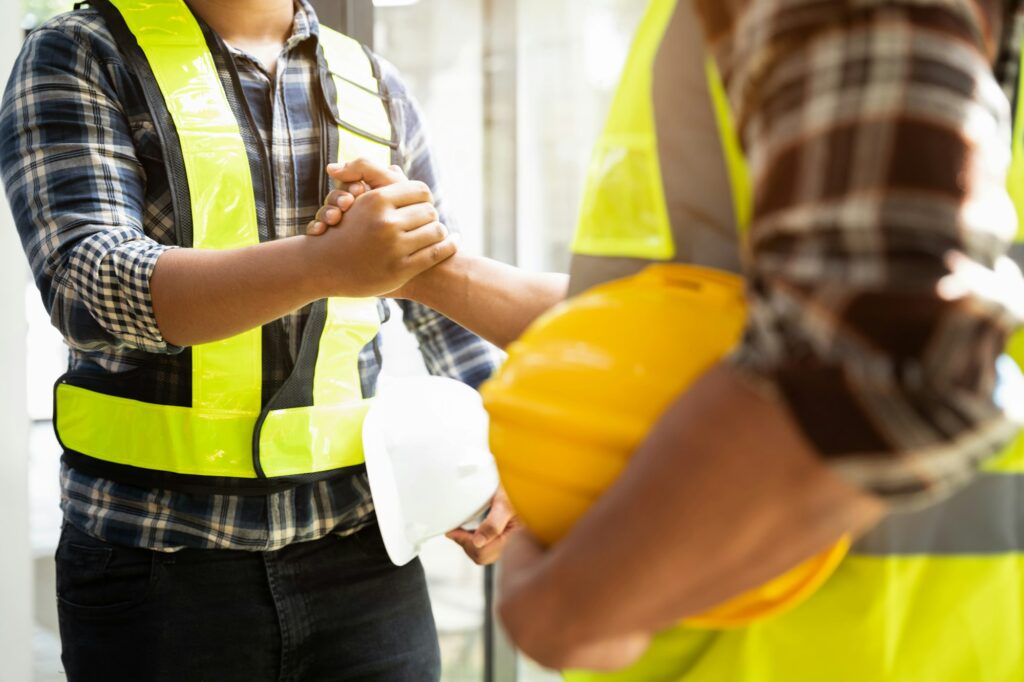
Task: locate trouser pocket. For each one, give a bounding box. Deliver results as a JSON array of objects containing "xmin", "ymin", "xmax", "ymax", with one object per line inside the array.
[{"xmin": 55, "ymin": 523, "xmax": 159, "ymax": 618}]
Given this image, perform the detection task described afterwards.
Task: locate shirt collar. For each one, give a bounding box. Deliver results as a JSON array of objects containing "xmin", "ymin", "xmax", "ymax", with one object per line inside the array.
[{"xmin": 287, "ymin": 0, "xmax": 318, "ymax": 50}]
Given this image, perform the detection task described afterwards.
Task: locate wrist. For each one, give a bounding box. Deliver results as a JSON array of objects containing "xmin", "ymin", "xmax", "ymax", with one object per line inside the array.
[
  {"xmin": 401, "ymin": 252, "xmax": 470, "ymax": 304},
  {"xmin": 291, "ymin": 234, "xmax": 336, "ymax": 300}
]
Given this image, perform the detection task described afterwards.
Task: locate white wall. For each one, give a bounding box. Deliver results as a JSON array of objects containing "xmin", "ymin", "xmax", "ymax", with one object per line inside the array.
[{"xmin": 0, "ymin": 12, "xmax": 34, "ymax": 682}]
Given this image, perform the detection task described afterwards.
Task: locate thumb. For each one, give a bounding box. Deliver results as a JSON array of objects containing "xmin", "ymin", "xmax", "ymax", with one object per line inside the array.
[
  {"xmin": 327, "ymin": 158, "xmax": 405, "ymax": 189},
  {"xmin": 472, "ymin": 507, "xmax": 514, "ymax": 548}
]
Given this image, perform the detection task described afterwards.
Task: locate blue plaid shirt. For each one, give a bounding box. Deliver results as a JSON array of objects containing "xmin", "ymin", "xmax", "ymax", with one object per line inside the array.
[{"xmin": 1, "ymin": 2, "xmax": 500, "ymax": 551}]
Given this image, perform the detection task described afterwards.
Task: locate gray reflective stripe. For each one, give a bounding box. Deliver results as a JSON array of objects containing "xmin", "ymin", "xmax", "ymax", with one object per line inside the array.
[
  {"xmin": 651, "ymin": 0, "xmax": 740, "ymax": 273},
  {"xmin": 1009, "ymin": 242, "xmax": 1024, "ymax": 271},
  {"xmin": 569, "ymin": 255, "xmax": 664, "ymax": 297},
  {"xmin": 853, "ymin": 472, "xmax": 1024, "ymax": 556},
  {"xmin": 567, "ymin": 0, "xmax": 741, "ymax": 296}
]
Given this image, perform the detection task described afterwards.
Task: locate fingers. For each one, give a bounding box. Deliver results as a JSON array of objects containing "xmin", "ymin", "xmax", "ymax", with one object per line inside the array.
[
  {"xmin": 471, "ymin": 494, "xmax": 517, "ymax": 549},
  {"xmin": 446, "ymin": 528, "xmax": 474, "ymax": 545},
  {"xmin": 327, "ymin": 158, "xmax": 406, "ymax": 189},
  {"xmin": 345, "ymin": 180, "xmax": 371, "ymax": 198},
  {"xmin": 405, "ymin": 232, "xmax": 459, "ymax": 272},
  {"xmin": 315, "ymin": 203, "xmax": 343, "ymax": 225},
  {"xmin": 446, "ymin": 528, "xmax": 513, "ymax": 566},
  {"xmin": 325, "ymin": 189, "xmax": 356, "ymax": 212},
  {"xmin": 306, "ymin": 190, "xmax": 355, "ymax": 235},
  {"xmin": 376, "ymin": 179, "xmax": 433, "ymax": 209},
  {"xmin": 446, "ymin": 488, "xmax": 520, "ymax": 566},
  {"xmin": 404, "ymin": 222, "xmax": 448, "ymax": 253},
  {"xmin": 394, "ymin": 202, "xmax": 440, "ymax": 231}
]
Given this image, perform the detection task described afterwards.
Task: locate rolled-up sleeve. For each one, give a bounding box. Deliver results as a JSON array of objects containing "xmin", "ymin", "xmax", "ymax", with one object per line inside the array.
[
  {"xmin": 697, "ymin": 0, "xmax": 1024, "ymax": 505},
  {"xmin": 0, "ymin": 25, "xmax": 178, "ymax": 354}
]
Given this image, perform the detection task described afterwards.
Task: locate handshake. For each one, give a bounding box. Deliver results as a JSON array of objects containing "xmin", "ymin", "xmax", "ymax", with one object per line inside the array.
[{"xmin": 303, "ymin": 158, "xmax": 458, "ymax": 300}]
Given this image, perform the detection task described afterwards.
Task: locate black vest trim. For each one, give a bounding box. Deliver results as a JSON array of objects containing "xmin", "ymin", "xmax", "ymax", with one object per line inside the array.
[
  {"xmin": 60, "ymin": 448, "xmax": 364, "ymax": 497},
  {"xmin": 91, "ymin": 0, "xmax": 193, "ymax": 248},
  {"xmin": 250, "ymin": 300, "xmax": 329, "ymax": 478}
]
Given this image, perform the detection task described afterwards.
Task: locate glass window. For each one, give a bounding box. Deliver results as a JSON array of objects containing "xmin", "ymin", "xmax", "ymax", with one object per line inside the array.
[
  {"xmin": 374, "ymin": 1, "xmax": 645, "ymax": 680},
  {"xmin": 374, "ymin": 0, "xmax": 486, "ymax": 257},
  {"xmin": 515, "ymin": 0, "xmax": 645, "ymax": 272},
  {"xmin": 375, "ymin": 0, "xmax": 645, "ymax": 274}
]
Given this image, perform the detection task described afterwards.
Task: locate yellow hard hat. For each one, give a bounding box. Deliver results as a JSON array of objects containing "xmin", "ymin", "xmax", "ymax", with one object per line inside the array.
[{"xmin": 482, "ymin": 263, "xmax": 849, "ymax": 628}]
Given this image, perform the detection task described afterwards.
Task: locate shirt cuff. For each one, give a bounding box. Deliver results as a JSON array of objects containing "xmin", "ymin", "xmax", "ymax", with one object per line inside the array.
[
  {"xmin": 729, "ymin": 300, "xmax": 1021, "ymax": 509},
  {"xmin": 63, "ymin": 229, "xmax": 181, "ymax": 354}
]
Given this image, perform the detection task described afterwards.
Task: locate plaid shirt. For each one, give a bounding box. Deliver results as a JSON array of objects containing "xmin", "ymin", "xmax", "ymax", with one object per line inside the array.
[
  {"xmin": 1, "ymin": 2, "xmax": 500, "ymax": 550},
  {"xmin": 698, "ymin": 0, "xmax": 1024, "ymax": 505}
]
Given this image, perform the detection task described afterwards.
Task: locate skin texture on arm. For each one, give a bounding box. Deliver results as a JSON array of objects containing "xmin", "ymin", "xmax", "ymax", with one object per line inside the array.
[
  {"xmin": 497, "ymin": 0, "xmax": 1020, "ymax": 671},
  {"xmin": 395, "ymin": 254, "xmax": 568, "ymax": 349},
  {"xmin": 150, "ymin": 1, "xmax": 460, "ymax": 348},
  {"xmin": 498, "ymin": 366, "xmax": 883, "ymax": 670},
  {"xmin": 151, "ymin": 236, "xmax": 324, "ymax": 347},
  {"xmin": 152, "ymin": 177, "xmax": 456, "ymax": 347},
  {"xmin": 317, "ymin": 159, "xmax": 569, "ymax": 348}
]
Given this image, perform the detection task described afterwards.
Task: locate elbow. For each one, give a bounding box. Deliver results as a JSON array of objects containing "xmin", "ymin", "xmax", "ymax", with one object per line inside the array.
[{"xmin": 48, "ymin": 295, "xmax": 180, "ymax": 356}]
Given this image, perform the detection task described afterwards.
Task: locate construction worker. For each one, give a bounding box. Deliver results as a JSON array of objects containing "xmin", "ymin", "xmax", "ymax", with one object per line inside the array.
[
  {"xmin": 0, "ymin": 0, "xmax": 519, "ymax": 679},
  {"xmin": 322, "ymin": 0, "xmax": 1024, "ymax": 677}
]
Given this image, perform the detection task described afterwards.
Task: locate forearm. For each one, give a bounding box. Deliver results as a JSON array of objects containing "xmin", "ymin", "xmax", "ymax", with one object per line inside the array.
[
  {"xmin": 151, "ymin": 236, "xmax": 323, "ymax": 347},
  {"xmin": 499, "ymin": 364, "xmax": 884, "ymax": 668},
  {"xmin": 401, "ymin": 254, "xmax": 568, "ymax": 348}
]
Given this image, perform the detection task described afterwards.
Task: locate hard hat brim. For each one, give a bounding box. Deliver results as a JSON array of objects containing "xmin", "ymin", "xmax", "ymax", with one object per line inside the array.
[{"xmin": 363, "ymin": 396, "xmax": 420, "ymax": 567}]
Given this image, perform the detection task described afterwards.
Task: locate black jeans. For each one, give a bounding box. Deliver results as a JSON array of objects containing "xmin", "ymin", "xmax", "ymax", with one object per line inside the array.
[{"xmin": 56, "ymin": 521, "xmax": 441, "ymax": 682}]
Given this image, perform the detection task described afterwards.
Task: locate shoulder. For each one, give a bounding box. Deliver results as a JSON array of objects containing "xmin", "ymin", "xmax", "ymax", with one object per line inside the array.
[
  {"xmin": 366, "ymin": 51, "xmax": 428, "ymax": 150},
  {"xmin": 369, "ymin": 51, "xmax": 414, "ymax": 103},
  {"xmin": 9, "ymin": 8, "xmax": 149, "ymax": 122},
  {"xmin": 23, "ymin": 8, "xmax": 123, "ymax": 65}
]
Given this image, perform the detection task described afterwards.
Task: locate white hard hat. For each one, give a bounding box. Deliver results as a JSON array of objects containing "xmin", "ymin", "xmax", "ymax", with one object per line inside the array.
[{"xmin": 363, "ymin": 376, "xmax": 500, "ymax": 566}]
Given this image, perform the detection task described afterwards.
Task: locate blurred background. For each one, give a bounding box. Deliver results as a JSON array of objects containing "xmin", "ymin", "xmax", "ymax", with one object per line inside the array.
[{"xmin": 1, "ymin": 0, "xmax": 645, "ymax": 680}]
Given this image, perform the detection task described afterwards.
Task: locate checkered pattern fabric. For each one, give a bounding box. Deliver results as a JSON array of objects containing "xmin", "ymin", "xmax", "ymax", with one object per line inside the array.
[
  {"xmin": 698, "ymin": 0, "xmax": 1024, "ymax": 504},
  {"xmin": 1, "ymin": 1, "xmax": 500, "ymax": 550}
]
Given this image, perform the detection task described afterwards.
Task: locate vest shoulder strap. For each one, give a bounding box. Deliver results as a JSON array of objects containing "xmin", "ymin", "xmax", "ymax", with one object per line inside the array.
[{"xmin": 318, "ymin": 26, "xmax": 398, "ymax": 156}]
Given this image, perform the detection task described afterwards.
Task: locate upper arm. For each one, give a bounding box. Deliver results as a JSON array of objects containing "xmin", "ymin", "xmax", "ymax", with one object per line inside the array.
[
  {"xmin": 703, "ymin": 0, "xmax": 1024, "ymax": 503},
  {"xmin": 1, "ymin": 18, "xmax": 176, "ymax": 353}
]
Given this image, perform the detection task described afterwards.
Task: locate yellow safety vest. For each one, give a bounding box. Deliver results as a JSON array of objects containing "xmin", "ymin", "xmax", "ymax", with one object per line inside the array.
[
  {"xmin": 53, "ymin": 0, "xmax": 394, "ymax": 492},
  {"xmin": 567, "ymin": 0, "xmax": 1024, "ymax": 680}
]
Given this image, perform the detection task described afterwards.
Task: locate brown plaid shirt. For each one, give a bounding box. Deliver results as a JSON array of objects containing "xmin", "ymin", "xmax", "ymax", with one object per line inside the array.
[{"xmin": 697, "ymin": 0, "xmax": 1024, "ymax": 505}]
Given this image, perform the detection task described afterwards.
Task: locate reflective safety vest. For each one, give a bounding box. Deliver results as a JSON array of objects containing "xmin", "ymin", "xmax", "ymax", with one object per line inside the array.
[
  {"xmin": 567, "ymin": 0, "xmax": 1024, "ymax": 680},
  {"xmin": 53, "ymin": 0, "xmax": 397, "ymax": 494}
]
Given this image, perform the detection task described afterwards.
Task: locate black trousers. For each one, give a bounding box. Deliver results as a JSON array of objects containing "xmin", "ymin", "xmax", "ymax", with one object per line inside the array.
[{"xmin": 56, "ymin": 521, "xmax": 441, "ymax": 682}]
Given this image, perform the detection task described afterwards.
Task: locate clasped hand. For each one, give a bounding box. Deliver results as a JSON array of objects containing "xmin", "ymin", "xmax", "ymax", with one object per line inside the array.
[
  {"xmin": 309, "ymin": 158, "xmax": 519, "ymax": 565},
  {"xmin": 304, "ymin": 158, "xmax": 458, "ymax": 298}
]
